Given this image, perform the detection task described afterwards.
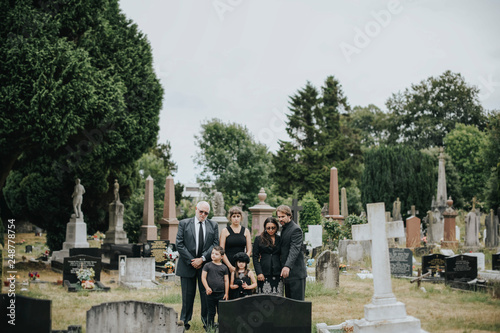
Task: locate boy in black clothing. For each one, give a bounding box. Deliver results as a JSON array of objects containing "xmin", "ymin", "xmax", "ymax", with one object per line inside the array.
[{"xmin": 201, "ymin": 245, "xmax": 229, "ymax": 330}]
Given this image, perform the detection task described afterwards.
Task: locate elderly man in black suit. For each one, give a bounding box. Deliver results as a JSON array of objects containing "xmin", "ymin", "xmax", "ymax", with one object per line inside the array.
[
  {"xmin": 176, "ymin": 201, "xmax": 219, "ymax": 330},
  {"xmin": 277, "ymin": 204, "xmax": 307, "ymax": 301}
]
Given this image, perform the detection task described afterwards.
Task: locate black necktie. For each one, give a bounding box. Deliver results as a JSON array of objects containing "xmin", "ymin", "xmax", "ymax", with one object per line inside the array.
[{"xmin": 197, "ymin": 221, "xmax": 204, "ymax": 258}]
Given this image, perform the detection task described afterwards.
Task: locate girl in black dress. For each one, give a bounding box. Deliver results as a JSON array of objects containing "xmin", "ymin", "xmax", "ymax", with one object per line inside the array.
[
  {"xmin": 253, "ymin": 217, "xmax": 283, "ymax": 295},
  {"xmin": 229, "ymin": 252, "xmax": 257, "ymax": 298}
]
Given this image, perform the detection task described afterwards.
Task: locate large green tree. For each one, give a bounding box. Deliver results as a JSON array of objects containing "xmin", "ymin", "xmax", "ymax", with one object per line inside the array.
[
  {"xmin": 444, "ymin": 124, "xmax": 487, "ymax": 202},
  {"xmin": 195, "ymin": 119, "xmax": 274, "ymax": 208},
  {"xmin": 273, "ymin": 76, "xmax": 363, "ymax": 206},
  {"xmin": 386, "ymin": 71, "xmax": 487, "ymax": 149},
  {"xmin": 347, "ymin": 104, "xmax": 391, "ymax": 149},
  {"xmin": 482, "ymin": 111, "xmax": 500, "ymax": 211},
  {"xmin": 361, "ymin": 145, "xmax": 436, "ymax": 219},
  {"xmin": 1, "ymin": 0, "xmax": 163, "ymax": 250}
]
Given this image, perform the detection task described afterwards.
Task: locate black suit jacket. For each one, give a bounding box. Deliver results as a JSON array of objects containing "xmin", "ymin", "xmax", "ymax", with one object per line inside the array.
[
  {"xmin": 175, "ymin": 217, "xmax": 219, "ymax": 278},
  {"xmin": 279, "ymin": 220, "xmax": 307, "ymax": 280},
  {"xmin": 253, "ymin": 235, "xmax": 282, "ymax": 276}
]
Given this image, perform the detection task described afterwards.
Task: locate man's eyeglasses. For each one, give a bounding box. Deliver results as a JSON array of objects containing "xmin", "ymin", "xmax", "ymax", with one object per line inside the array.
[
  {"xmin": 198, "ymin": 210, "xmax": 209, "ymax": 216},
  {"xmin": 266, "ymin": 226, "xmax": 277, "ymax": 230}
]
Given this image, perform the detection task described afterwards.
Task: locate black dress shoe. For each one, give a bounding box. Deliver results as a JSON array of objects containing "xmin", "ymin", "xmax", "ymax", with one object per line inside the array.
[{"xmin": 184, "ymin": 323, "xmax": 191, "ymax": 330}]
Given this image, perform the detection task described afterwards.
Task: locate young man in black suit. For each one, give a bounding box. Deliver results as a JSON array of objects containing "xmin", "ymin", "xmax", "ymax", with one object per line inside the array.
[
  {"xmin": 176, "ymin": 201, "xmax": 219, "ymax": 330},
  {"xmin": 277, "ymin": 204, "xmax": 307, "ymax": 301}
]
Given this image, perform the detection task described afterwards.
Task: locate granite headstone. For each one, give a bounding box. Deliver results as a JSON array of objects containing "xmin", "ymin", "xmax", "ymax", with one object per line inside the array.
[
  {"xmin": 445, "ymin": 254, "xmax": 478, "ymax": 282},
  {"xmin": 422, "ymin": 254, "xmax": 448, "ymax": 277},
  {"xmin": 389, "ymin": 248, "xmax": 413, "ymax": 277}
]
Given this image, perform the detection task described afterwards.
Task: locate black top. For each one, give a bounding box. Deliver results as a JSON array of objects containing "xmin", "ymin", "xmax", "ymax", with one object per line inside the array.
[
  {"xmin": 253, "ymin": 235, "xmax": 282, "ymax": 276},
  {"xmin": 225, "ymin": 226, "xmax": 247, "ymax": 266},
  {"xmin": 203, "ymin": 262, "xmax": 229, "ymax": 292}
]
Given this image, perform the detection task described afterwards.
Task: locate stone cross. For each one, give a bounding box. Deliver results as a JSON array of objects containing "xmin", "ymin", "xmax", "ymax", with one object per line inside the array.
[
  {"xmin": 352, "ymin": 203, "xmax": 410, "ymax": 322},
  {"xmin": 407, "ymin": 205, "xmax": 418, "ymax": 217},
  {"xmin": 291, "ymin": 198, "xmax": 303, "ymax": 224}
]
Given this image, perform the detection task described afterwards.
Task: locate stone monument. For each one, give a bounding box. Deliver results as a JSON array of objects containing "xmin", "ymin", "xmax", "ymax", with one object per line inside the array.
[
  {"xmin": 352, "ymin": 202, "xmax": 425, "ymax": 332},
  {"xmin": 104, "ymin": 180, "xmax": 128, "ymax": 245},
  {"xmin": 442, "ymin": 197, "xmax": 459, "ymax": 249},
  {"xmin": 139, "ymin": 175, "xmax": 157, "ymax": 243},
  {"xmin": 248, "ymin": 188, "xmax": 275, "ymax": 235},
  {"xmin": 341, "ymin": 187, "xmax": 348, "ymax": 218},
  {"xmin": 485, "ymin": 209, "xmax": 499, "ymax": 248},
  {"xmin": 159, "ymin": 175, "xmax": 179, "ymax": 243},
  {"xmin": 326, "ymin": 166, "xmax": 344, "ymax": 223},
  {"xmin": 211, "ymin": 191, "xmax": 229, "ymax": 236},
  {"xmin": 465, "ymin": 197, "xmax": 480, "ymax": 248},
  {"xmin": 431, "ymin": 147, "xmax": 448, "ymax": 216},
  {"xmin": 393, "ymin": 198, "xmax": 402, "ymax": 221}
]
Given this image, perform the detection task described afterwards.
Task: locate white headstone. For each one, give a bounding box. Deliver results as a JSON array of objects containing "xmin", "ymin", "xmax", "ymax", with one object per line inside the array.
[
  {"xmin": 456, "ymin": 226, "xmax": 460, "ymax": 241},
  {"xmin": 347, "ymin": 243, "xmax": 364, "ymax": 265},
  {"xmin": 352, "ymin": 202, "xmax": 425, "ymax": 332},
  {"xmin": 305, "ymin": 225, "xmax": 323, "ymax": 250},
  {"xmin": 119, "ymin": 257, "xmax": 158, "ymax": 289},
  {"xmin": 468, "ymin": 252, "xmax": 485, "ymax": 271},
  {"xmin": 440, "ymin": 249, "xmax": 455, "ymax": 256}
]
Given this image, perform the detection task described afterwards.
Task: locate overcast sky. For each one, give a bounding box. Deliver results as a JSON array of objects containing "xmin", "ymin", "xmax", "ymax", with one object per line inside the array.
[{"xmin": 119, "ymin": 0, "xmax": 500, "ymax": 184}]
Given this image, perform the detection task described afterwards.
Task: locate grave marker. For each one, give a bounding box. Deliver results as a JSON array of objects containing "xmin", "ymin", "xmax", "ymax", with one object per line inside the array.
[
  {"xmin": 492, "ymin": 253, "xmax": 500, "ymax": 271},
  {"xmin": 219, "ymin": 294, "xmax": 312, "ymax": 333},
  {"xmin": 422, "ymin": 254, "xmax": 447, "ymax": 277},
  {"xmin": 389, "ymin": 248, "xmax": 413, "ymax": 277},
  {"xmin": 1, "ymin": 294, "xmax": 51, "ymax": 333},
  {"xmin": 63, "ymin": 254, "xmax": 102, "ymax": 284},
  {"xmin": 315, "ymin": 250, "xmax": 339, "ymax": 289},
  {"xmin": 144, "ymin": 240, "xmax": 169, "ymax": 266},
  {"xmin": 445, "ymin": 254, "xmax": 478, "ymax": 282}
]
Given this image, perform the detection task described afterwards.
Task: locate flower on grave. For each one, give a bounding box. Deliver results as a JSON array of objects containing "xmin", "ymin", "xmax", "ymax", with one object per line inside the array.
[
  {"xmin": 28, "ymin": 271, "xmax": 40, "ymax": 281},
  {"xmin": 42, "ymin": 250, "xmax": 50, "ymax": 258},
  {"xmin": 163, "ymin": 247, "xmax": 179, "ymax": 261},
  {"xmin": 339, "ymin": 264, "xmax": 347, "ymax": 271},
  {"xmin": 76, "ymin": 266, "xmax": 95, "ymax": 282},
  {"xmin": 164, "ymin": 262, "xmax": 175, "ymax": 270},
  {"xmin": 81, "ymin": 280, "xmax": 95, "ymax": 289}
]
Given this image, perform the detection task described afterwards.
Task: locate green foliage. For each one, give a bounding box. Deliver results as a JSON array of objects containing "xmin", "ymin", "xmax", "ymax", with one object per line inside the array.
[
  {"xmin": 0, "ymin": 0, "xmax": 163, "ymax": 250},
  {"xmin": 361, "ymin": 145, "xmax": 436, "ymax": 219},
  {"xmin": 483, "ymin": 111, "xmax": 500, "ymax": 211},
  {"xmin": 273, "ymin": 76, "xmax": 363, "ymax": 205},
  {"xmin": 195, "ymin": 118, "xmax": 274, "ymax": 208},
  {"xmin": 299, "ymin": 192, "xmax": 322, "ymax": 232},
  {"xmin": 322, "ymin": 214, "xmax": 367, "ymax": 249},
  {"xmin": 444, "ymin": 124, "xmax": 487, "ymax": 201},
  {"xmin": 386, "ymin": 71, "xmax": 487, "ymax": 149},
  {"xmin": 347, "ymin": 104, "xmax": 391, "ymax": 149}
]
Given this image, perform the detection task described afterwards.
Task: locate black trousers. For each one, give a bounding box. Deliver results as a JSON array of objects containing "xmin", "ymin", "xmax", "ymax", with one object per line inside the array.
[
  {"xmin": 284, "ymin": 278, "xmax": 306, "ymax": 301},
  {"xmin": 206, "ymin": 291, "xmax": 225, "ymax": 329},
  {"xmin": 180, "ymin": 269, "xmax": 207, "ymax": 326}
]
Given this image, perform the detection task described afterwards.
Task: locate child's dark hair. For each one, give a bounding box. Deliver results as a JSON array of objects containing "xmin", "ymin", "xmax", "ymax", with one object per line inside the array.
[
  {"xmin": 233, "ymin": 252, "xmax": 250, "ymax": 275},
  {"xmin": 213, "ymin": 245, "xmax": 225, "ymax": 256}
]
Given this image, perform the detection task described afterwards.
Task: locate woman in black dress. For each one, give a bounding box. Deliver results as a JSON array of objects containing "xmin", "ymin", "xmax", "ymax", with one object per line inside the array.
[
  {"xmin": 220, "ymin": 206, "xmax": 252, "ymax": 298},
  {"xmin": 253, "ymin": 217, "xmax": 283, "ymax": 295}
]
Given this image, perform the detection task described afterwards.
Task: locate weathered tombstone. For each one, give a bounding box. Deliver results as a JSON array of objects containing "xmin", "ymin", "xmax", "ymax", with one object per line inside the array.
[
  {"xmin": 315, "ymin": 250, "xmax": 339, "ymax": 289},
  {"xmin": 305, "ymin": 225, "xmax": 323, "ymax": 252},
  {"xmin": 389, "ymin": 248, "xmax": 413, "ymax": 277},
  {"xmin": 392, "ymin": 198, "xmax": 402, "ymax": 221},
  {"xmin": 445, "ymin": 254, "xmax": 477, "ymax": 283},
  {"xmin": 467, "ymin": 253, "xmax": 485, "ymax": 271},
  {"xmin": 492, "ymin": 253, "xmax": 500, "ymax": 271},
  {"xmin": 218, "ymin": 294, "xmax": 312, "ymax": 333},
  {"xmin": 427, "ymin": 208, "xmax": 444, "ymax": 244},
  {"xmin": 406, "ymin": 216, "xmax": 421, "ymax": 248},
  {"xmin": 86, "ymin": 300, "xmax": 181, "ymax": 333},
  {"xmin": 211, "ymin": 190, "xmax": 229, "ymax": 236},
  {"xmin": 119, "ymin": 257, "xmax": 158, "ymax": 289},
  {"xmin": 1, "ymin": 294, "xmax": 51, "ymax": 333},
  {"xmin": 25, "ymin": 245, "xmax": 33, "ymax": 253},
  {"xmin": 347, "ymin": 243, "xmax": 364, "ymax": 265},
  {"xmin": 485, "ymin": 209, "xmax": 499, "ymax": 248},
  {"xmin": 104, "ymin": 180, "xmax": 129, "ymax": 246},
  {"xmin": 455, "ymin": 225, "xmax": 460, "ymax": 241},
  {"xmin": 338, "ymin": 240, "xmax": 371, "ymax": 261},
  {"xmin": 465, "ymin": 199, "xmax": 480, "ymax": 248},
  {"xmin": 422, "ymin": 254, "xmax": 448, "ymax": 277},
  {"xmin": 352, "ymin": 202, "xmax": 424, "ymax": 332}
]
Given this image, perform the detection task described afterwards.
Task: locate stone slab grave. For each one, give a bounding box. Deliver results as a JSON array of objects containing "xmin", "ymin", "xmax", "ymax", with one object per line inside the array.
[
  {"xmin": 445, "ymin": 254, "xmax": 487, "ymax": 292},
  {"xmin": 338, "ymin": 239, "xmax": 371, "ymax": 264},
  {"xmin": 421, "ymin": 254, "xmax": 448, "ymax": 279},
  {"xmin": 101, "ymin": 243, "xmax": 142, "ymax": 270},
  {"xmin": 1, "ymin": 294, "xmax": 81, "ymax": 333},
  {"xmin": 315, "ymin": 250, "xmax": 339, "ymax": 289},
  {"xmin": 467, "ymin": 252, "xmax": 485, "ymax": 271},
  {"xmin": 493, "ymin": 253, "xmax": 500, "ymax": 270},
  {"xmin": 305, "ymin": 225, "xmax": 323, "ymax": 252},
  {"xmin": 87, "ymin": 300, "xmax": 183, "ymax": 333},
  {"xmin": 350, "ymin": 202, "xmax": 425, "ymax": 332},
  {"xmin": 118, "ymin": 256, "xmax": 159, "ymax": 289},
  {"xmin": 219, "ymin": 294, "xmax": 312, "ymax": 333},
  {"xmin": 389, "ymin": 248, "xmax": 413, "ymax": 277},
  {"xmin": 69, "ymin": 247, "xmax": 102, "ymax": 258},
  {"xmin": 63, "ymin": 254, "xmax": 109, "ymax": 292}
]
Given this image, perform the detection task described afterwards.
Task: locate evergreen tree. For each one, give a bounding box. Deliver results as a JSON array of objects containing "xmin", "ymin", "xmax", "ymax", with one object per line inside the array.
[
  {"xmin": 273, "ymin": 76, "xmax": 362, "ymax": 205},
  {"xmin": 299, "ymin": 192, "xmax": 322, "ymax": 233}
]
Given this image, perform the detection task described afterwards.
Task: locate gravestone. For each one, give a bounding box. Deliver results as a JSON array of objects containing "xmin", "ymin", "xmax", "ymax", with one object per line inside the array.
[
  {"xmin": 291, "ymin": 198, "xmax": 303, "ymax": 225},
  {"xmin": 139, "ymin": 175, "xmax": 157, "ymax": 243},
  {"xmin": 341, "ymin": 187, "xmax": 348, "ymax": 218},
  {"xmin": 389, "ymin": 248, "xmax": 413, "ymax": 277},
  {"xmin": 422, "ymin": 254, "xmax": 448, "ymax": 277},
  {"xmin": 144, "ymin": 240, "xmax": 170, "ymax": 266},
  {"xmin": 103, "ymin": 180, "xmax": 129, "ymax": 246},
  {"xmin": 1, "ymin": 294, "xmax": 51, "ymax": 333},
  {"xmin": 492, "ymin": 253, "xmax": 500, "ymax": 270},
  {"xmin": 103, "ymin": 243, "xmax": 142, "ymax": 270},
  {"xmin": 338, "ymin": 240, "xmax": 371, "ymax": 261},
  {"xmin": 25, "ymin": 245, "xmax": 33, "ymax": 253},
  {"xmin": 69, "ymin": 247, "xmax": 101, "ymax": 258},
  {"xmin": 392, "ymin": 198, "xmax": 402, "ymax": 221},
  {"xmin": 218, "ymin": 294, "xmax": 312, "ymax": 333},
  {"xmin": 456, "ymin": 226, "xmax": 460, "ymax": 241},
  {"xmin": 427, "ymin": 208, "xmax": 444, "ymax": 244},
  {"xmin": 211, "ymin": 191, "xmax": 229, "ymax": 236},
  {"xmin": 305, "ymin": 225, "xmax": 323, "ymax": 252},
  {"xmin": 315, "ymin": 250, "xmax": 339, "ymax": 289},
  {"xmin": 347, "ymin": 243, "xmax": 364, "ymax": 265},
  {"xmin": 485, "ymin": 209, "xmax": 499, "ymax": 248},
  {"xmin": 352, "ymin": 202, "xmax": 424, "ymax": 332},
  {"xmin": 406, "ymin": 216, "xmax": 421, "ymax": 248},
  {"xmin": 119, "ymin": 257, "xmax": 158, "ymax": 289},
  {"xmin": 86, "ymin": 300, "xmax": 181, "ymax": 333},
  {"xmin": 159, "ymin": 175, "xmax": 179, "ymax": 243},
  {"xmin": 445, "ymin": 254, "xmax": 478, "ymax": 282},
  {"xmin": 467, "ymin": 252, "xmax": 485, "ymax": 271},
  {"xmin": 440, "ymin": 249, "xmax": 454, "ymax": 257},
  {"xmin": 465, "ymin": 201, "xmax": 480, "ymax": 248},
  {"xmin": 63, "ymin": 254, "xmax": 102, "ymax": 284}
]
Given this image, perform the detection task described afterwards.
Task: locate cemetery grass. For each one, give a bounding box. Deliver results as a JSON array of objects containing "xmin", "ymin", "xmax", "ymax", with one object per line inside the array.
[{"xmin": 4, "ymin": 235, "xmax": 500, "ymax": 333}]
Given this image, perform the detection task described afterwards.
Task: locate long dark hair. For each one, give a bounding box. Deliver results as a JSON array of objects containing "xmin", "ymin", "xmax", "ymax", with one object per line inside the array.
[{"xmin": 260, "ymin": 217, "xmax": 279, "ymax": 247}]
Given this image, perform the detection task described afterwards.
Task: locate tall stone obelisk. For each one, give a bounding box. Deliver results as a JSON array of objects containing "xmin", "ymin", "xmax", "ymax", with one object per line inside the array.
[
  {"xmin": 159, "ymin": 175, "xmax": 179, "ymax": 244},
  {"xmin": 326, "ymin": 167, "xmax": 344, "ymax": 224},
  {"xmin": 432, "ymin": 147, "xmax": 448, "ymax": 215},
  {"xmin": 139, "ymin": 175, "xmax": 157, "ymax": 243}
]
